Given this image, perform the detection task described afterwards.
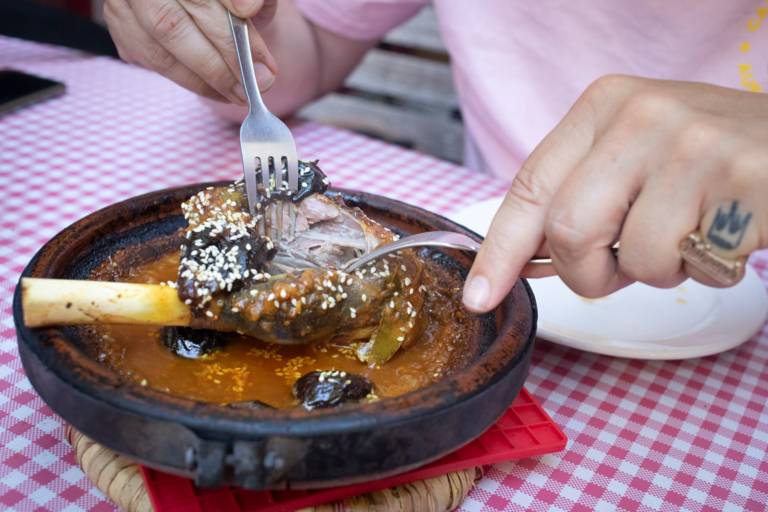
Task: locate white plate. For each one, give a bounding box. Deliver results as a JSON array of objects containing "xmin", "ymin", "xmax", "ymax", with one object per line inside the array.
[{"xmin": 450, "ymin": 197, "xmax": 768, "ymax": 359}]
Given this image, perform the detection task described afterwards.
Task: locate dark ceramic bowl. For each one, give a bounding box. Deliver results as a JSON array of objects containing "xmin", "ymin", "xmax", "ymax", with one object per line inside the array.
[{"xmin": 13, "ymin": 183, "xmax": 537, "ymax": 490}]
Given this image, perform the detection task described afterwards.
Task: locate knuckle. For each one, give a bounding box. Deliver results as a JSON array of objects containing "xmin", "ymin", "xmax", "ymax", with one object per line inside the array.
[
  {"xmin": 555, "ymin": 267, "xmax": 611, "ymax": 299},
  {"xmin": 676, "ymin": 119, "xmax": 720, "ymax": 154},
  {"xmin": 506, "ymin": 165, "xmax": 548, "ymax": 211},
  {"xmin": 672, "ymin": 119, "xmax": 720, "ymax": 159},
  {"xmin": 620, "ymin": 90, "xmax": 677, "ymax": 126},
  {"xmin": 570, "ymin": 283, "xmax": 607, "ymax": 299},
  {"xmin": 730, "ymin": 144, "xmax": 768, "ymax": 179},
  {"xmin": 199, "ymin": 59, "xmax": 236, "ymax": 90},
  {"xmin": 581, "ymin": 74, "xmax": 632, "ymax": 105},
  {"xmin": 149, "ymin": 1, "xmax": 189, "ymax": 42},
  {"xmin": 617, "ymin": 237, "xmax": 682, "ymax": 288},
  {"xmin": 249, "ymin": 43, "xmax": 268, "ymax": 64},
  {"xmin": 143, "ymin": 43, "xmax": 176, "ymax": 72},
  {"xmin": 544, "ymin": 209, "xmax": 591, "ymax": 256},
  {"xmin": 187, "ymin": 80, "xmax": 216, "ymax": 98},
  {"xmin": 619, "ymin": 257, "xmax": 674, "ymax": 287}
]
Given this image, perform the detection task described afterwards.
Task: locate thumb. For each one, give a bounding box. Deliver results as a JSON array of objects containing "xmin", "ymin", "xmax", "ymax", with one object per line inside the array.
[
  {"xmin": 221, "ymin": 0, "xmax": 266, "ymax": 19},
  {"xmin": 462, "ymin": 105, "xmax": 598, "ymax": 312},
  {"xmin": 462, "ymin": 76, "xmax": 639, "ymax": 312},
  {"xmin": 462, "ymin": 172, "xmax": 551, "ymax": 313}
]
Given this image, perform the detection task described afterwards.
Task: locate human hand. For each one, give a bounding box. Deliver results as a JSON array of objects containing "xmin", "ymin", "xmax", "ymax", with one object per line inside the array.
[
  {"xmin": 104, "ymin": 0, "xmax": 278, "ymax": 104},
  {"xmin": 463, "ymin": 76, "xmax": 768, "ymax": 312}
]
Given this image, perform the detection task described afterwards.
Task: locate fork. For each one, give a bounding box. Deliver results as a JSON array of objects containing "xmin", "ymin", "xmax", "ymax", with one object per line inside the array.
[
  {"xmin": 228, "ymin": 11, "xmax": 299, "ymax": 240},
  {"xmin": 343, "ymin": 231, "xmax": 620, "ymax": 272}
]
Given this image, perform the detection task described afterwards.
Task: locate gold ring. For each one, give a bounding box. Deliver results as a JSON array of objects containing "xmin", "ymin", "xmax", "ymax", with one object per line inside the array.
[{"xmin": 679, "ymin": 231, "xmax": 746, "ymax": 286}]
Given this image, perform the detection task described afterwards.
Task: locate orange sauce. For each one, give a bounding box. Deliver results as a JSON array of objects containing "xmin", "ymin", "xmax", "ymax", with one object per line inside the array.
[{"xmin": 96, "ymin": 252, "xmax": 474, "ymax": 408}]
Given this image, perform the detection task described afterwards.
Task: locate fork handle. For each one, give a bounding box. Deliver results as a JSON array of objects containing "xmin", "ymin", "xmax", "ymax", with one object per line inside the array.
[{"xmin": 227, "ymin": 12, "xmax": 267, "ymax": 114}]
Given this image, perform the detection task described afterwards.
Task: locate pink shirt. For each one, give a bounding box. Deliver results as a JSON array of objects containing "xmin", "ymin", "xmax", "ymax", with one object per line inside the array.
[{"xmin": 295, "ymin": 0, "xmax": 768, "ymax": 180}]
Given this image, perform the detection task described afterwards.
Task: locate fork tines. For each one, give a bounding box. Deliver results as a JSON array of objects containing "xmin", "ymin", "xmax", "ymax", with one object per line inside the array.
[{"xmin": 256, "ymin": 156, "xmax": 295, "ymax": 241}]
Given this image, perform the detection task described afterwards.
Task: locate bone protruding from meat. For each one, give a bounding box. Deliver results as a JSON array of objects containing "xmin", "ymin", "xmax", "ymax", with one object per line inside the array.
[{"xmin": 22, "ymin": 278, "xmax": 191, "ymax": 328}]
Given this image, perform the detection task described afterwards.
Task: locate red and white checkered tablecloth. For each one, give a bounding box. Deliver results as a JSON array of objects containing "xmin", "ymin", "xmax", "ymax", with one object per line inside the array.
[{"xmin": 1, "ymin": 36, "xmax": 767, "ymax": 512}]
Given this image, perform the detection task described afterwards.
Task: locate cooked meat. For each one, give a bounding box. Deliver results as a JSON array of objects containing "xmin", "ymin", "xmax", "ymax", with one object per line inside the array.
[{"xmin": 175, "ymin": 161, "xmax": 426, "ymax": 365}]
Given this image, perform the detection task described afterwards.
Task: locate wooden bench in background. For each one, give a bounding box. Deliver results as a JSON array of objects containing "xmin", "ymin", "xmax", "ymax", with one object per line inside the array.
[{"xmin": 298, "ymin": 6, "xmax": 464, "ymax": 164}]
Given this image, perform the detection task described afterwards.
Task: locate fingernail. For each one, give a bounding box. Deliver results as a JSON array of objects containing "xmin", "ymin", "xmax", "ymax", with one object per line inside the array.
[
  {"xmin": 463, "ymin": 275, "xmax": 490, "ymax": 311},
  {"xmin": 254, "ymin": 62, "xmax": 275, "ymax": 91},
  {"xmin": 233, "ymin": 0, "xmax": 260, "ymax": 16},
  {"xmin": 231, "ymin": 83, "xmax": 247, "ymax": 104}
]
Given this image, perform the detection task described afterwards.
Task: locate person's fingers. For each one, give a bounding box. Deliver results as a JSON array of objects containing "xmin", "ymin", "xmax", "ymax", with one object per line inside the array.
[
  {"xmin": 218, "ymin": 0, "xmax": 278, "ymax": 28},
  {"xmin": 463, "ymin": 75, "xmax": 641, "ymax": 312},
  {"xmin": 219, "ymin": 0, "xmax": 262, "ymax": 18},
  {"xmin": 542, "ymin": 133, "xmax": 652, "ymax": 297},
  {"xmin": 105, "ymin": 0, "xmax": 225, "ymax": 101},
  {"xmin": 179, "ymin": 0, "xmax": 277, "ymax": 99},
  {"xmin": 462, "ymin": 103, "xmax": 597, "ymax": 312},
  {"xmin": 128, "ymin": 0, "xmax": 243, "ymax": 103},
  {"xmin": 616, "ymin": 183, "xmax": 695, "ymax": 291},
  {"xmin": 615, "ymin": 129, "xmax": 726, "ymax": 290},
  {"xmin": 243, "ymin": 17, "xmax": 278, "ymax": 89}
]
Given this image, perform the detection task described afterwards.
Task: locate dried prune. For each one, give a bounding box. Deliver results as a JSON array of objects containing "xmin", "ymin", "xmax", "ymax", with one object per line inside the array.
[
  {"xmin": 162, "ymin": 327, "xmax": 226, "ymax": 359},
  {"xmin": 293, "ymin": 370, "xmax": 372, "ymax": 410}
]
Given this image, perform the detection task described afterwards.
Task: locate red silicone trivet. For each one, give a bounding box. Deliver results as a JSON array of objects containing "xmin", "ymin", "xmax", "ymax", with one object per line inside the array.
[{"xmin": 141, "ymin": 388, "xmax": 566, "ymax": 512}]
